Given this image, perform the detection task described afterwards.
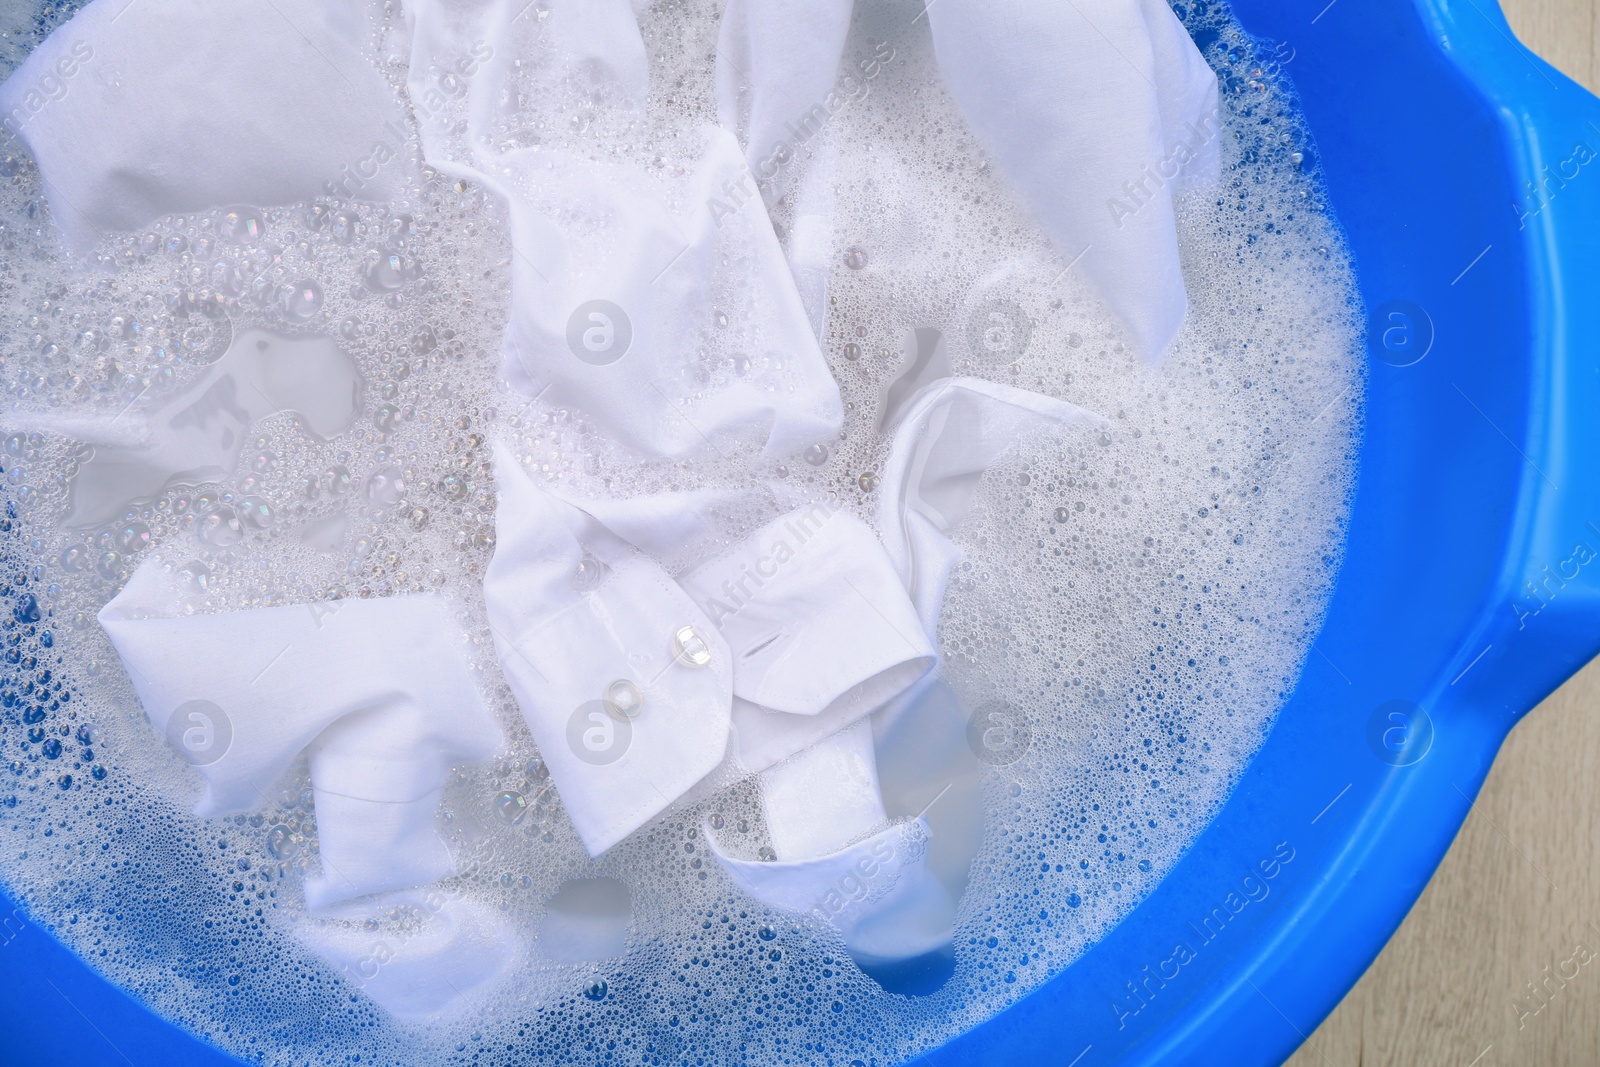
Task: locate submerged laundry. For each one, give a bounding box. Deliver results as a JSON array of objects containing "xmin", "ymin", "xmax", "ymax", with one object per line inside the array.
[
  {"xmin": 402, "ymin": 0, "xmax": 843, "ymax": 459},
  {"xmin": 400, "ymin": 0, "xmax": 1213, "ymax": 468},
  {"xmin": 0, "ymin": 0, "xmax": 1367, "ymax": 1049},
  {"xmin": 711, "ymin": 725, "xmax": 955, "ymax": 967},
  {"xmin": 98, "ymin": 562, "xmax": 514, "ymax": 1015},
  {"xmin": 700, "ymin": 377, "xmax": 1098, "ymax": 962},
  {"xmin": 294, "ymin": 890, "xmax": 519, "ymax": 1021},
  {"xmin": 485, "ymin": 436, "xmax": 949, "ymax": 857},
  {"xmin": 0, "ymin": 0, "xmax": 410, "ymax": 254},
  {"xmin": 716, "ymin": 0, "xmax": 1220, "ymax": 360}
]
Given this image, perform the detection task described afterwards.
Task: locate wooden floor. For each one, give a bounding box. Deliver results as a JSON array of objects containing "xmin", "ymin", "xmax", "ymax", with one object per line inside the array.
[{"xmin": 1284, "ymin": 8, "xmax": 1600, "ymax": 1064}]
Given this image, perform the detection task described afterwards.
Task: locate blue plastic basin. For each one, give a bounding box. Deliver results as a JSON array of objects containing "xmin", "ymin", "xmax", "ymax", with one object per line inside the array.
[{"xmin": 4, "ymin": 0, "xmax": 1599, "ymax": 1063}]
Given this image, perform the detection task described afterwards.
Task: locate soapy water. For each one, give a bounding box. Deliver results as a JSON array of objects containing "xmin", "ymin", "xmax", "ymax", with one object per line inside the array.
[{"xmin": 0, "ymin": 1, "xmax": 1359, "ymax": 1064}]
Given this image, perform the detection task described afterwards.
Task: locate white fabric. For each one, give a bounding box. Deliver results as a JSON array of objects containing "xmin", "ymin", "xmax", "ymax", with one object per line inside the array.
[
  {"xmin": 879, "ymin": 378, "xmax": 1105, "ymax": 634},
  {"xmin": 759, "ymin": 720, "xmax": 885, "ymax": 861},
  {"xmin": 707, "ymin": 808, "xmax": 954, "ymax": 964},
  {"xmin": 400, "ymin": 0, "xmax": 842, "ymax": 459},
  {"xmin": 928, "ymin": 0, "xmax": 1219, "ymax": 358},
  {"xmin": 713, "ymin": 0, "xmax": 1220, "ymax": 360},
  {"xmin": 487, "ymin": 443, "xmax": 938, "ymax": 853},
  {"xmin": 714, "ymin": 0, "xmax": 855, "ymax": 206},
  {"xmin": 877, "ymin": 327, "xmax": 953, "ymax": 435},
  {"xmin": 0, "ymin": 0, "xmax": 409, "ymax": 254},
  {"xmin": 485, "ymin": 445, "xmax": 735, "ymax": 856},
  {"xmin": 704, "ymin": 376, "xmax": 1099, "ymax": 961},
  {"xmin": 98, "ymin": 562, "xmax": 502, "ymax": 910},
  {"xmin": 738, "ymin": 708, "xmax": 957, "ymax": 967},
  {"xmin": 678, "ymin": 505, "xmax": 936, "ymax": 773},
  {"xmin": 297, "ymin": 891, "xmax": 519, "ymax": 1021}
]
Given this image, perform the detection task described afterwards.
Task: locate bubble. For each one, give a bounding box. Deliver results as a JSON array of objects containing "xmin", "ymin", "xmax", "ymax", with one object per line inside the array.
[
  {"xmin": 266, "ymin": 825, "xmax": 298, "ymax": 860},
  {"xmin": 319, "ymin": 465, "xmax": 352, "ymax": 497},
  {"xmin": 179, "ymin": 561, "xmax": 211, "ymax": 593},
  {"xmin": 329, "ymin": 210, "xmax": 360, "ymax": 244},
  {"xmin": 60, "ymin": 544, "xmax": 90, "ymax": 572},
  {"xmin": 365, "ymin": 466, "xmax": 406, "ymax": 507},
  {"xmin": 112, "ymin": 521, "xmax": 151, "ymax": 553},
  {"xmin": 196, "ymin": 507, "xmax": 244, "ymax": 548},
  {"xmin": 238, "ymin": 498, "xmax": 275, "ymax": 530},
  {"xmin": 844, "ymin": 247, "xmax": 868, "ymax": 270},
  {"xmin": 1053, "ymin": 507, "xmax": 1070, "ymax": 523},
  {"xmin": 844, "ymin": 343, "xmax": 861, "ymax": 361},
  {"xmin": 409, "ymin": 507, "xmax": 430, "ymax": 530},
  {"xmin": 583, "ymin": 980, "xmax": 609, "ymax": 1001},
  {"xmin": 495, "ymin": 791, "xmax": 529, "ymax": 825},
  {"xmin": 282, "ymin": 281, "xmax": 324, "ymax": 322},
  {"xmin": 803, "ymin": 444, "xmax": 829, "ymax": 466},
  {"xmin": 858, "ymin": 471, "xmax": 880, "ymax": 492},
  {"xmin": 219, "ymin": 207, "xmax": 264, "ymax": 244},
  {"xmin": 758, "ymin": 925, "xmax": 777, "ymax": 941},
  {"xmin": 366, "ymin": 253, "xmax": 414, "ymax": 292}
]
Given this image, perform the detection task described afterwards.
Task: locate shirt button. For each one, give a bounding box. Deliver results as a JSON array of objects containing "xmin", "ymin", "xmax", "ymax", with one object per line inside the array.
[
  {"xmin": 603, "ymin": 679, "xmax": 645, "ymax": 721},
  {"xmin": 672, "ymin": 624, "xmax": 712, "ymax": 668}
]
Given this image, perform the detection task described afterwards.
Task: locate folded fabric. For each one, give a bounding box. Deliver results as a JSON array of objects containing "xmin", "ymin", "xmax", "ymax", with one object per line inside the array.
[
  {"xmin": 486, "ymin": 444, "xmax": 937, "ymax": 853},
  {"xmin": 707, "ymin": 722, "xmax": 955, "ymax": 965},
  {"xmin": 400, "ymin": 0, "xmax": 842, "ymax": 459},
  {"xmin": 878, "ymin": 377, "xmax": 1106, "ymax": 634},
  {"xmin": 701, "ymin": 376, "xmax": 1100, "ymax": 962},
  {"xmin": 484, "ymin": 445, "xmax": 735, "ymax": 856},
  {"xmin": 295, "ymin": 891, "xmax": 519, "ymax": 1021},
  {"xmin": 678, "ymin": 503, "xmax": 934, "ymax": 772},
  {"xmin": 714, "ymin": 0, "xmax": 1220, "ymax": 360},
  {"xmin": 98, "ymin": 561, "xmax": 503, "ymax": 910},
  {"xmin": 714, "ymin": 0, "xmax": 855, "ymax": 207},
  {"xmin": 760, "ymin": 720, "xmax": 886, "ymax": 860},
  {"xmin": 0, "ymin": 0, "xmax": 409, "ymax": 253}
]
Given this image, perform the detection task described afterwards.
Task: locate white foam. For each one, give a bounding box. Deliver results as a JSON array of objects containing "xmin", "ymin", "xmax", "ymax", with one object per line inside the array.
[{"xmin": 0, "ymin": 0, "xmax": 1359, "ymax": 1063}]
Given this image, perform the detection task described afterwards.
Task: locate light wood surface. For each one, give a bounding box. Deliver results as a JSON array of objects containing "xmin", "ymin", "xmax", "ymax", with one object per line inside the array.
[{"xmin": 1284, "ymin": 3, "xmax": 1600, "ymax": 1064}]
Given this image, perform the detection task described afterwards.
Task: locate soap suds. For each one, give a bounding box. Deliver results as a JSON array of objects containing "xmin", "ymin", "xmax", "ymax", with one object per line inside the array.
[{"xmin": 0, "ymin": 1, "xmax": 1359, "ymax": 1064}]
